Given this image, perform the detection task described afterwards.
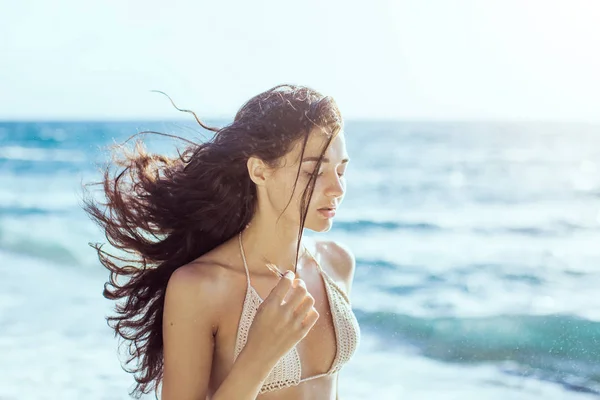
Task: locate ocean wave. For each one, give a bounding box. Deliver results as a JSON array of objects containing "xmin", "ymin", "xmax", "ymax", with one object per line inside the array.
[
  {"xmin": 355, "ymin": 309, "xmax": 600, "ymax": 394},
  {"xmin": 333, "ymin": 220, "xmax": 441, "ymax": 232},
  {"xmin": 355, "ymin": 258, "xmax": 405, "ymax": 271},
  {"xmin": 0, "ymin": 216, "xmax": 98, "ymax": 269},
  {"xmin": 0, "ymin": 146, "xmax": 87, "ymax": 162},
  {"xmin": 0, "ymin": 206, "xmax": 69, "ymax": 216},
  {"xmin": 332, "ymin": 217, "xmax": 595, "ymax": 237},
  {"xmin": 474, "ymin": 221, "xmax": 595, "ymax": 237},
  {"xmin": 0, "ymin": 236, "xmax": 84, "ymax": 267}
]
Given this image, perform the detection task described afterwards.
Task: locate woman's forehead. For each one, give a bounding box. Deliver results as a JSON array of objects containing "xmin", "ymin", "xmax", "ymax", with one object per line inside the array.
[{"xmin": 287, "ymin": 130, "xmax": 346, "ymax": 164}]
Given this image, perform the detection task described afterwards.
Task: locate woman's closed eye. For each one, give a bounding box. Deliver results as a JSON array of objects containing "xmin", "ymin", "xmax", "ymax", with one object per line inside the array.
[
  {"xmin": 304, "ymin": 169, "xmax": 345, "ymax": 178},
  {"xmin": 304, "ymin": 170, "xmax": 323, "ymax": 178}
]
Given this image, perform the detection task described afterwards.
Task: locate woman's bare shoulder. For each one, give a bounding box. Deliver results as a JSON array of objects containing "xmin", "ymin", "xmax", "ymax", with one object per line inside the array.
[
  {"xmin": 165, "ymin": 263, "xmax": 227, "ymax": 327},
  {"xmin": 314, "ymin": 239, "xmax": 356, "ymax": 295},
  {"xmin": 167, "ymin": 242, "xmax": 243, "ymax": 320}
]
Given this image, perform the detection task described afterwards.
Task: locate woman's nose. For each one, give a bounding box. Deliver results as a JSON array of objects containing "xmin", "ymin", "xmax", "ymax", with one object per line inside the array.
[{"xmin": 325, "ymin": 174, "xmax": 345, "ymax": 198}]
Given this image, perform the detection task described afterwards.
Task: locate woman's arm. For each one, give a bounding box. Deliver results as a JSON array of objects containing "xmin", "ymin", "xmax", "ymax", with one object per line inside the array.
[
  {"xmin": 320, "ymin": 241, "xmax": 356, "ymax": 400},
  {"xmin": 210, "ymin": 344, "xmax": 274, "ymax": 399},
  {"xmin": 161, "ymin": 265, "xmax": 272, "ymax": 400}
]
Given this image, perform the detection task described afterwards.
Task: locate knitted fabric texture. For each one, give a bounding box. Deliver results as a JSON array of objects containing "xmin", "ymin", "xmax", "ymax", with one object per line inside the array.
[{"xmin": 233, "ymin": 233, "xmax": 361, "ymax": 394}]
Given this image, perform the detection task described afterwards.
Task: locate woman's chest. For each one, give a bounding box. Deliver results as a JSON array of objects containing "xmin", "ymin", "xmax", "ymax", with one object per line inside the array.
[{"xmin": 209, "ymin": 269, "xmax": 340, "ymax": 391}]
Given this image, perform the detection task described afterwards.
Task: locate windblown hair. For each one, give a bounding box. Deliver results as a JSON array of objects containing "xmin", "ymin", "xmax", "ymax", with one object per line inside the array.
[{"xmin": 83, "ymin": 84, "xmax": 343, "ymax": 397}]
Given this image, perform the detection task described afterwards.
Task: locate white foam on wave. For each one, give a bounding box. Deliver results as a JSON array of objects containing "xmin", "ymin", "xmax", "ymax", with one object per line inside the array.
[
  {"xmin": 1, "ymin": 252, "xmax": 596, "ymax": 400},
  {"xmin": 0, "ymin": 251, "xmax": 140, "ymax": 400},
  {"xmin": 0, "ymin": 146, "xmax": 87, "ymax": 162},
  {"xmin": 340, "ymin": 332, "xmax": 597, "ymax": 400}
]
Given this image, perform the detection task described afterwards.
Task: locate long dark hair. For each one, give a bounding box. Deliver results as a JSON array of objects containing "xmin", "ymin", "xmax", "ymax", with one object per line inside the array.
[{"xmin": 83, "ymin": 84, "xmax": 343, "ymax": 397}]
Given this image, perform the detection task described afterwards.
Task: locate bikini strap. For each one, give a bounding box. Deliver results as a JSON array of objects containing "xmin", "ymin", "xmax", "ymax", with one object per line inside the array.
[
  {"xmin": 238, "ymin": 232, "xmax": 252, "ymax": 287},
  {"xmin": 302, "ymin": 238, "xmax": 323, "ymax": 273},
  {"xmin": 239, "ymin": 231, "xmax": 314, "ymax": 281}
]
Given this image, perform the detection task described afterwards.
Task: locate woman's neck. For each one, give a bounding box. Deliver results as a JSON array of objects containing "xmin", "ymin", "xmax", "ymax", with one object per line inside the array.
[{"xmin": 239, "ymin": 211, "xmax": 306, "ymax": 275}]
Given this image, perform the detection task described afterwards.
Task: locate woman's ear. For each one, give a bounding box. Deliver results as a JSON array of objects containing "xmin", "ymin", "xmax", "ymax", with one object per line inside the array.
[{"xmin": 247, "ymin": 156, "xmax": 272, "ymax": 186}]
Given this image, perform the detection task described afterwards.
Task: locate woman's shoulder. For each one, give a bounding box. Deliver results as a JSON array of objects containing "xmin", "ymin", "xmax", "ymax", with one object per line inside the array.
[
  {"xmin": 312, "ymin": 239, "xmax": 356, "ymax": 295},
  {"xmin": 175, "ymin": 236, "xmax": 244, "ymax": 282},
  {"xmin": 167, "ymin": 243, "xmax": 244, "ymax": 318},
  {"xmin": 166, "ymin": 262, "xmax": 228, "ymax": 315}
]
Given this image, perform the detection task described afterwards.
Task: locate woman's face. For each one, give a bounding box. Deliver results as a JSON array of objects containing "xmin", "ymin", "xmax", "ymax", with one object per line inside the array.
[{"xmin": 265, "ymin": 128, "xmax": 349, "ymax": 232}]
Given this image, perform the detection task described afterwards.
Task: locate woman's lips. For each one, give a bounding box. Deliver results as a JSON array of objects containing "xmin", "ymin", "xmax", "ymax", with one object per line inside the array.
[{"xmin": 318, "ymin": 208, "xmax": 336, "ymax": 218}]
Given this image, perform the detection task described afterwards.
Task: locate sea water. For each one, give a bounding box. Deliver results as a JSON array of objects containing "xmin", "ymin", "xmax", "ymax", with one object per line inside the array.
[{"xmin": 1, "ymin": 120, "xmax": 599, "ymax": 399}]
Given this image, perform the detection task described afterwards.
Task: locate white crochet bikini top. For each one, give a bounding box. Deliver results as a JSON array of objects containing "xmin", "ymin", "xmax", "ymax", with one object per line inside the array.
[{"xmin": 233, "ymin": 233, "xmax": 361, "ymax": 394}]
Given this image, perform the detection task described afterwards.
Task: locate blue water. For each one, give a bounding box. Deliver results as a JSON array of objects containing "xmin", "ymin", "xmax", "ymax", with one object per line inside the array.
[{"xmin": 1, "ymin": 120, "xmax": 599, "ymax": 399}]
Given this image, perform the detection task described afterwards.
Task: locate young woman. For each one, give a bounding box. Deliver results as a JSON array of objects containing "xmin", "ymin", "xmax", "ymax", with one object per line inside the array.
[{"xmin": 84, "ymin": 84, "xmax": 361, "ymax": 399}]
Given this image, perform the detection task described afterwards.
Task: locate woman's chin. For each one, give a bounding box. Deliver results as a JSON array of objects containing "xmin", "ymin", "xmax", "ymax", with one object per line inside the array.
[{"xmin": 304, "ymin": 218, "xmax": 334, "ymax": 233}]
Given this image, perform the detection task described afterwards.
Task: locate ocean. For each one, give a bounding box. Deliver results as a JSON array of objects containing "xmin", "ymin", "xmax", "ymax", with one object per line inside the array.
[{"xmin": 1, "ymin": 120, "xmax": 599, "ymax": 399}]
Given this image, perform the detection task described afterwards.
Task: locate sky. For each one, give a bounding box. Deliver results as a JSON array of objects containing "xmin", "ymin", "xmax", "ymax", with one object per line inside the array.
[{"xmin": 1, "ymin": 0, "xmax": 599, "ymax": 122}]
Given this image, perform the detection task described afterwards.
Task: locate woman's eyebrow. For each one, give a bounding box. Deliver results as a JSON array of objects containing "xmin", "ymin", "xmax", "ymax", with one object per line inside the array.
[{"xmin": 302, "ymin": 156, "xmax": 350, "ymax": 164}]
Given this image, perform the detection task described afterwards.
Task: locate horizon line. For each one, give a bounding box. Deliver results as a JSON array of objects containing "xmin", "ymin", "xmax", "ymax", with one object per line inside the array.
[{"xmin": 1, "ymin": 117, "xmax": 599, "ymax": 126}]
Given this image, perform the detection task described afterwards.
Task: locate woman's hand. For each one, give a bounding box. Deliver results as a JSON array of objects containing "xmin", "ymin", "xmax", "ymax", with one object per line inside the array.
[{"xmin": 244, "ymin": 271, "xmax": 319, "ymax": 366}]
